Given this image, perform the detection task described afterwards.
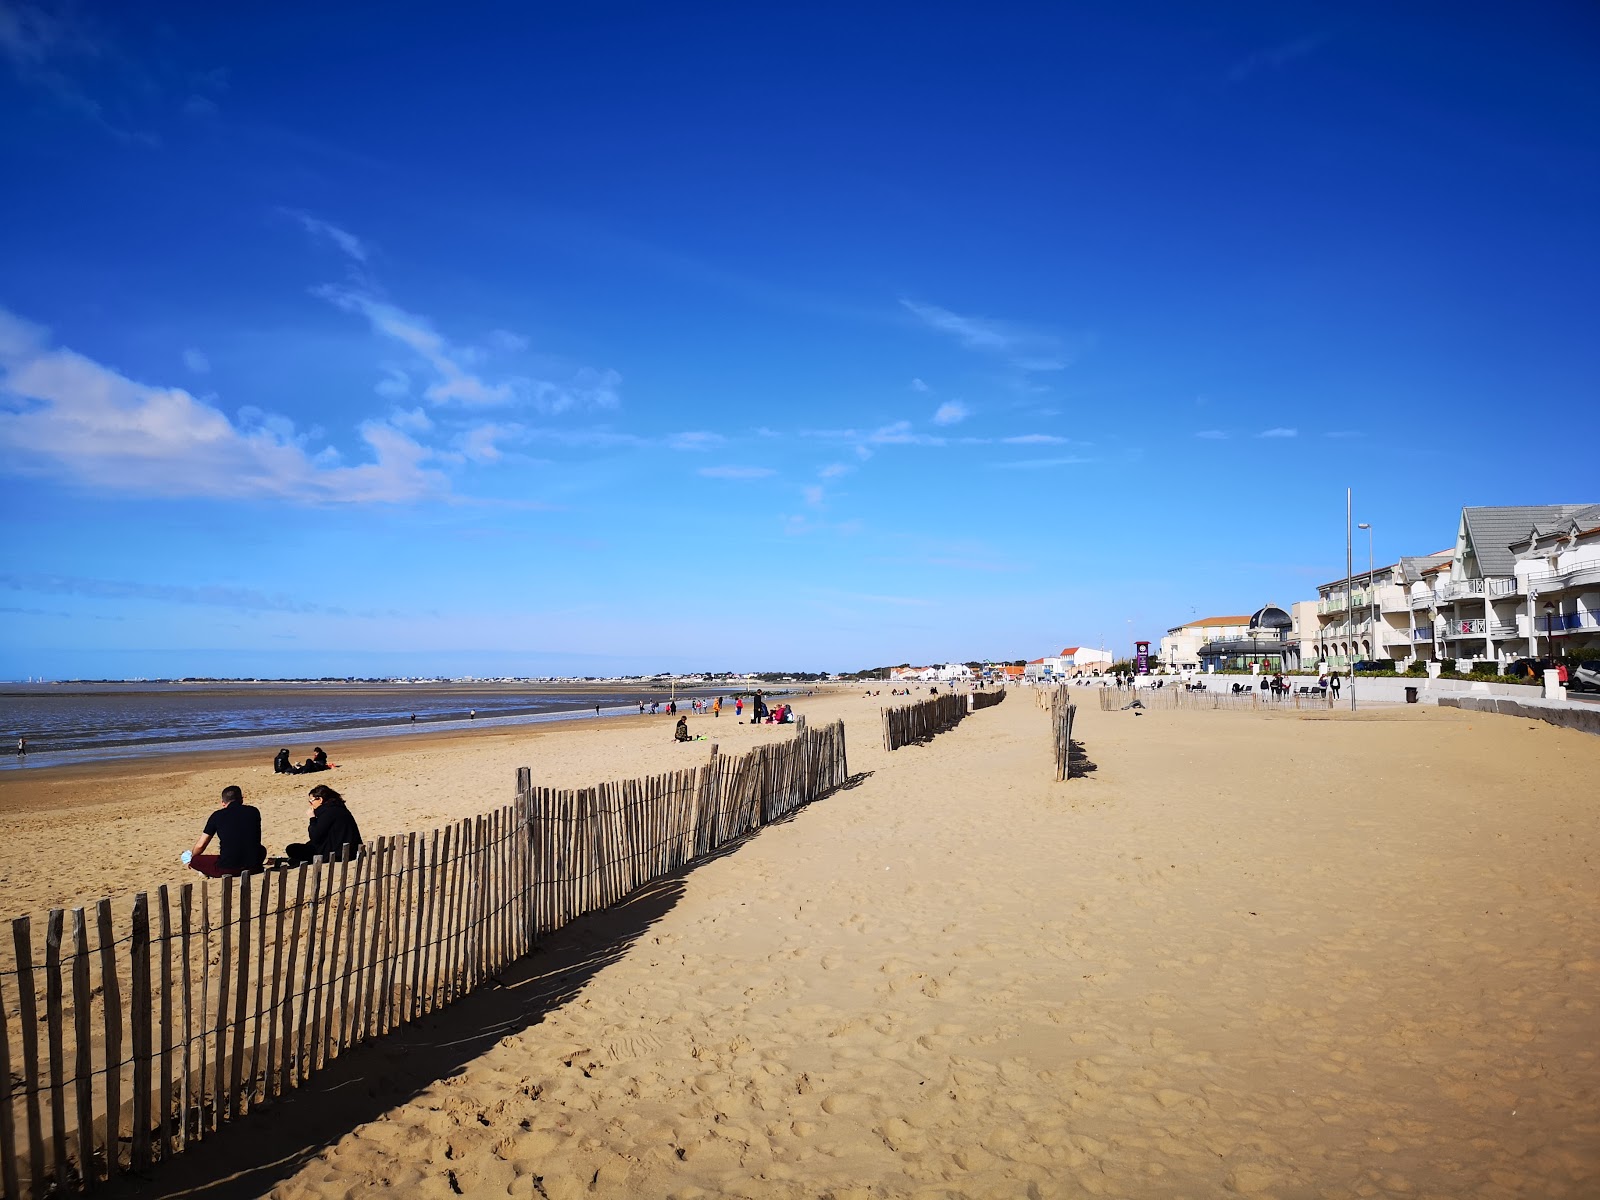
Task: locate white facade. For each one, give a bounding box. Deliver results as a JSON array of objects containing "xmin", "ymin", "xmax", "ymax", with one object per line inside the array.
[
  {"xmin": 1512, "ymin": 520, "xmax": 1600, "ymax": 657},
  {"xmin": 1159, "ymin": 616, "xmax": 1252, "ymax": 671}
]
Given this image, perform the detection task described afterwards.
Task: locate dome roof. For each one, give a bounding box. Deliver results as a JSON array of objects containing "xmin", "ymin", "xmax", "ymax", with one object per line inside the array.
[{"xmin": 1249, "ymin": 604, "xmax": 1292, "ymax": 631}]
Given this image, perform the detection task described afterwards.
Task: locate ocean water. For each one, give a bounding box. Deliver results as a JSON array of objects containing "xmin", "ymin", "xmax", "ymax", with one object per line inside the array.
[{"xmin": 0, "ymin": 682, "xmax": 720, "ymax": 768}]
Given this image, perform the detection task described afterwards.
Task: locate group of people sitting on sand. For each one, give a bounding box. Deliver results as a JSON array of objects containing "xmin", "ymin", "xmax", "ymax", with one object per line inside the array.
[
  {"xmin": 272, "ymin": 746, "xmax": 330, "ymax": 774},
  {"xmin": 185, "ymin": 782, "xmax": 363, "ymax": 878}
]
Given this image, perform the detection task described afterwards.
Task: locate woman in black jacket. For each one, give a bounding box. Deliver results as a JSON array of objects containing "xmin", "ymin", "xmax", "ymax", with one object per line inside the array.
[{"xmin": 285, "ymin": 784, "xmax": 364, "ymax": 866}]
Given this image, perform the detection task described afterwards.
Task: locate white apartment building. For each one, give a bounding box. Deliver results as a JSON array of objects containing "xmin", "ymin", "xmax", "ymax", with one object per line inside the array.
[
  {"xmin": 1311, "ymin": 558, "xmax": 1423, "ymax": 669},
  {"xmin": 1395, "ymin": 505, "xmax": 1598, "ymax": 668},
  {"xmin": 1159, "ymin": 615, "xmax": 1252, "ymax": 671}
]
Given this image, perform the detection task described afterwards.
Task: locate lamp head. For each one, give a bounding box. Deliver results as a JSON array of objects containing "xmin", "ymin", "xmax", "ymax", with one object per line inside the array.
[{"xmin": 1357, "ymin": 522, "xmax": 1371, "ymax": 530}]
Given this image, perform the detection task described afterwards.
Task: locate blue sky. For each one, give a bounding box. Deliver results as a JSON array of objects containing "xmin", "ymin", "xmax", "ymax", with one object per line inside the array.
[{"xmin": 2, "ymin": 2, "xmax": 1597, "ymax": 678}]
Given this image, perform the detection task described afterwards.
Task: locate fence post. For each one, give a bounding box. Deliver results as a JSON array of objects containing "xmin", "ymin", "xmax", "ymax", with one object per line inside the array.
[
  {"xmin": 0, "ymin": 962, "xmax": 20, "ymax": 1200},
  {"xmin": 131, "ymin": 895, "xmax": 153, "ymax": 1171},
  {"xmin": 44, "ymin": 910, "xmax": 67, "ymax": 1192}
]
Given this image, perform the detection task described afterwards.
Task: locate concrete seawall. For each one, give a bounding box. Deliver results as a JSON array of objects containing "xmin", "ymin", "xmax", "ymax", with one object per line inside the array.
[{"xmin": 1438, "ymin": 695, "xmax": 1600, "ymax": 735}]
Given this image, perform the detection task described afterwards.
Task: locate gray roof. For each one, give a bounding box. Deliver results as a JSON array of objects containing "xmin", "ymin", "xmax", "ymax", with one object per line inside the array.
[
  {"xmin": 1505, "ymin": 503, "xmax": 1600, "ymax": 551},
  {"xmin": 1463, "ymin": 504, "xmax": 1600, "ymax": 577},
  {"xmin": 1398, "ymin": 551, "xmax": 1451, "ymax": 582}
]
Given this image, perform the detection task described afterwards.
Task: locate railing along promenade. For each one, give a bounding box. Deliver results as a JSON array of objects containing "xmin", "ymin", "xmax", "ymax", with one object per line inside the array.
[
  {"xmin": 0, "ymin": 719, "xmax": 848, "ymax": 1199},
  {"xmin": 1096, "ymin": 686, "xmax": 1334, "ymax": 712}
]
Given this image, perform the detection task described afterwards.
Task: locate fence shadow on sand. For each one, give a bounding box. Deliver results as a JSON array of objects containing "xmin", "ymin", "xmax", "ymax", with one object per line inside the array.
[{"xmin": 96, "ymin": 771, "xmax": 867, "ymax": 1200}]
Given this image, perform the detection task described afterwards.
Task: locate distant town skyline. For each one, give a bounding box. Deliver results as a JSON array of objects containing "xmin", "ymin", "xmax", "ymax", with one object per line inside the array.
[{"xmin": 3, "ymin": 3, "xmax": 1597, "ymax": 679}]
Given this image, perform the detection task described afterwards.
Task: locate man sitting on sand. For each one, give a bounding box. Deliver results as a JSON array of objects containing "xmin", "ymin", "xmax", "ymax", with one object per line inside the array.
[
  {"xmin": 674, "ymin": 715, "xmax": 691, "ymax": 742},
  {"xmin": 297, "ymin": 746, "xmax": 329, "ymax": 774},
  {"xmin": 186, "ymin": 785, "xmax": 267, "ymax": 878},
  {"xmin": 285, "ymin": 784, "xmax": 363, "ymax": 866}
]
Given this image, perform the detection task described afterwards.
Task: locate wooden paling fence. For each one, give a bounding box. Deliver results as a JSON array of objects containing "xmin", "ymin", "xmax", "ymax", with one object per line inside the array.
[
  {"xmin": 969, "ymin": 688, "xmax": 1007, "ymax": 712},
  {"xmin": 1050, "ymin": 690, "xmax": 1078, "ymax": 782},
  {"xmin": 881, "ymin": 693, "xmax": 970, "ymax": 751},
  {"xmin": 0, "ymin": 719, "xmax": 848, "ymax": 1199},
  {"xmin": 1096, "ymin": 686, "xmax": 1332, "ymax": 712}
]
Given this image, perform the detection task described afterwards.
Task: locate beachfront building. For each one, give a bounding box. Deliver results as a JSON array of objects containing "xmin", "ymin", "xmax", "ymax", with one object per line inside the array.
[
  {"xmin": 1511, "ymin": 506, "xmax": 1600, "ymax": 659},
  {"xmin": 1311, "ymin": 559, "xmax": 1419, "ymax": 669},
  {"xmin": 1159, "ymin": 615, "xmax": 1252, "ymax": 671},
  {"xmin": 1059, "ymin": 646, "xmax": 1113, "ymax": 672},
  {"xmin": 1194, "ymin": 605, "xmax": 1295, "ymax": 672},
  {"xmin": 1022, "ymin": 647, "xmax": 1113, "ymax": 681},
  {"xmin": 1397, "ymin": 504, "xmax": 1599, "ymax": 669}
]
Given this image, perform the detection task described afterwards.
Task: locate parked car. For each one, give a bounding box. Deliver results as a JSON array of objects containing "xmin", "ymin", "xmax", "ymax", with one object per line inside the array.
[
  {"xmin": 1570, "ymin": 661, "xmax": 1600, "ymax": 694},
  {"xmin": 1351, "ymin": 660, "xmax": 1390, "ymax": 673}
]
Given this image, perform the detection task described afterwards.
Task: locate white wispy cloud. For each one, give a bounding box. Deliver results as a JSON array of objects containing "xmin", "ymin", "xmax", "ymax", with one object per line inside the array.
[
  {"xmin": 455, "ymin": 422, "xmax": 519, "ymax": 463},
  {"xmin": 389, "ymin": 406, "xmax": 432, "ymax": 433},
  {"xmin": 1001, "ymin": 433, "xmax": 1068, "ymax": 444},
  {"xmin": 1195, "ymin": 429, "xmax": 1228, "ymax": 440},
  {"xmin": 909, "ymin": 377, "xmax": 929, "ymax": 392},
  {"xmin": 818, "ymin": 462, "xmax": 851, "ymax": 479},
  {"xmin": 900, "ymin": 299, "xmax": 1083, "ymax": 373},
  {"xmin": 486, "ymin": 329, "xmax": 529, "ymax": 352},
  {"xmin": 316, "ymin": 284, "xmax": 622, "ymax": 414},
  {"xmin": 932, "ymin": 401, "xmax": 970, "ymax": 426},
  {"xmin": 0, "ymin": 308, "xmax": 447, "ymax": 503},
  {"xmin": 288, "ymin": 211, "xmax": 370, "ymax": 263},
  {"xmin": 699, "ymin": 465, "xmax": 775, "ymax": 480},
  {"xmin": 667, "ymin": 430, "xmax": 725, "ymax": 451},
  {"xmin": 1, "ymin": 571, "xmax": 349, "ymax": 615},
  {"xmin": 990, "ymin": 456, "xmax": 1094, "ymax": 469},
  {"xmin": 0, "ymin": 1, "xmax": 158, "ymax": 145},
  {"xmin": 869, "ymin": 420, "xmax": 944, "ymax": 446},
  {"xmin": 1257, "ymin": 427, "xmax": 1298, "ymax": 439},
  {"xmin": 802, "ymin": 484, "xmax": 824, "ymax": 507},
  {"xmin": 182, "ymin": 348, "xmax": 209, "ymax": 374}
]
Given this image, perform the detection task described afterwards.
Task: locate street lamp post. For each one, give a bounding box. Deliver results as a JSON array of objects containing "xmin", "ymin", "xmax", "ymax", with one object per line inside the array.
[
  {"xmin": 1346, "ymin": 489, "xmax": 1356, "ymax": 711},
  {"xmin": 1358, "ymin": 522, "xmax": 1374, "ymax": 668},
  {"xmin": 1545, "ymin": 602, "xmax": 1556, "ymax": 664}
]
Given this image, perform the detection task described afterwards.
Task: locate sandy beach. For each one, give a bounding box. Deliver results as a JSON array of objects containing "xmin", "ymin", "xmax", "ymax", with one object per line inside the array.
[{"xmin": 13, "ymin": 690, "xmax": 1600, "ymax": 1198}]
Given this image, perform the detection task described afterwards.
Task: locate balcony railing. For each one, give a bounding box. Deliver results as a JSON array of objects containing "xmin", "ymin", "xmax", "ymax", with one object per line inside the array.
[
  {"xmin": 1440, "ymin": 618, "xmax": 1487, "ymax": 638},
  {"xmin": 1434, "ymin": 576, "xmax": 1518, "ymax": 603},
  {"xmin": 1539, "ymin": 611, "xmax": 1600, "ymax": 632}
]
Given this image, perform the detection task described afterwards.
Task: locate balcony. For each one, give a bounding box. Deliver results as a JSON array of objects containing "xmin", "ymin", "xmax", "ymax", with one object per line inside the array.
[
  {"xmin": 1439, "ymin": 618, "xmax": 1487, "ymax": 639},
  {"xmin": 1433, "ymin": 576, "xmax": 1518, "ymax": 604},
  {"xmin": 1412, "ymin": 625, "xmax": 1434, "ymax": 641},
  {"xmin": 1525, "ymin": 563, "xmax": 1600, "ymax": 597},
  {"xmin": 1539, "ymin": 611, "xmax": 1600, "ymax": 633}
]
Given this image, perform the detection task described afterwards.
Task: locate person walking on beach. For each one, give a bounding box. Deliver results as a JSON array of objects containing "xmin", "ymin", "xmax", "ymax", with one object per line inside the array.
[
  {"xmin": 595, "ymin": 703, "xmax": 602, "ymax": 717},
  {"xmin": 1329, "ymin": 672, "xmax": 1341, "ymax": 699},
  {"xmin": 713, "ymin": 696, "xmax": 722, "ymax": 718},
  {"xmin": 186, "ymin": 785, "xmax": 267, "ymax": 878},
  {"xmin": 735, "ymin": 696, "xmax": 743, "ymax": 718},
  {"xmin": 15, "ymin": 735, "xmax": 25, "ymax": 757}
]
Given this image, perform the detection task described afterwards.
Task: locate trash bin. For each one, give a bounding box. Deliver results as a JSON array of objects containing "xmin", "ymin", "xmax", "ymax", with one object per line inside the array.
[{"xmin": 1404, "ymin": 686, "xmax": 1419, "ymax": 704}]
